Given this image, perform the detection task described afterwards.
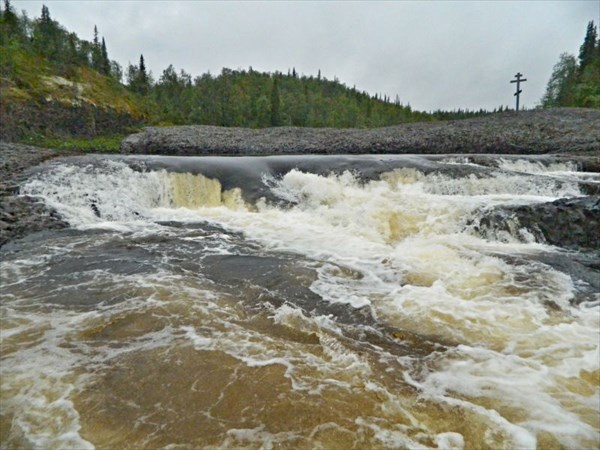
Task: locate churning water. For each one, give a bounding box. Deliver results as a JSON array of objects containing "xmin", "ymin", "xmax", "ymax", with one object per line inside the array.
[{"xmin": 1, "ymin": 154, "xmax": 598, "ymax": 449}]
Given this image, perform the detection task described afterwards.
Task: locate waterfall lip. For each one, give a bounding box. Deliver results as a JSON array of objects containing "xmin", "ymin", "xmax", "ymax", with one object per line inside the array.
[
  {"xmin": 28, "ymin": 153, "xmax": 597, "ymax": 179},
  {"xmin": 13, "ymin": 152, "xmax": 597, "ymax": 248},
  {"xmin": 21, "ymin": 153, "xmax": 532, "ymax": 204}
]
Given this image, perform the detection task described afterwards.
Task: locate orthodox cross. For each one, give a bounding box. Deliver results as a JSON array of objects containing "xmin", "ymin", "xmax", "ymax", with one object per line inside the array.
[{"xmin": 510, "ymin": 72, "xmax": 527, "ymax": 111}]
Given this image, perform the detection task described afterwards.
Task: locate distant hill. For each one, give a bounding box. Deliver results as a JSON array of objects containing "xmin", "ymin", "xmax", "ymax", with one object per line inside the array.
[{"xmin": 0, "ymin": 2, "xmax": 503, "ymax": 143}]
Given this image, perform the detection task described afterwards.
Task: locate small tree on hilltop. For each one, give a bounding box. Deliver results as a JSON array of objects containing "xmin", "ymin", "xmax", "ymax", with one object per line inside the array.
[
  {"xmin": 127, "ymin": 54, "xmax": 151, "ymax": 95},
  {"xmin": 139, "ymin": 54, "xmax": 149, "ymax": 90},
  {"xmin": 91, "ymin": 25, "xmax": 102, "ymax": 70},
  {"xmin": 40, "ymin": 4, "xmax": 50, "ymax": 25}
]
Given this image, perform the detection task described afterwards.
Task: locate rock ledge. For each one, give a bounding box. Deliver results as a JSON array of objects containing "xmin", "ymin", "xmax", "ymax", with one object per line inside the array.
[{"xmin": 121, "ymin": 108, "xmax": 600, "ymax": 156}]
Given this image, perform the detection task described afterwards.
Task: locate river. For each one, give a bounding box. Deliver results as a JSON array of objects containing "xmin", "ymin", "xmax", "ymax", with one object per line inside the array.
[{"xmin": 1, "ymin": 154, "xmax": 598, "ymax": 449}]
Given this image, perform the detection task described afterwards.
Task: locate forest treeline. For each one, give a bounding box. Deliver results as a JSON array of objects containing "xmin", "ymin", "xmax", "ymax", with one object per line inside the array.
[
  {"xmin": 0, "ymin": 2, "xmax": 502, "ymax": 130},
  {"xmin": 541, "ymin": 21, "xmax": 600, "ymax": 108},
  {"xmin": 1, "ymin": 1, "xmax": 598, "ymax": 134}
]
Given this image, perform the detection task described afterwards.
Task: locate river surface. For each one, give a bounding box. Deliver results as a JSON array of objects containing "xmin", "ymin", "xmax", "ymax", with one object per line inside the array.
[{"xmin": 1, "ymin": 154, "xmax": 599, "ymax": 450}]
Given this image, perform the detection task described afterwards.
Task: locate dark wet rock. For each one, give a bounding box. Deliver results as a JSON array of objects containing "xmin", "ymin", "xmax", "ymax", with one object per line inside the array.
[
  {"xmin": 200, "ymin": 253, "xmax": 447, "ymax": 356},
  {"xmin": 0, "ymin": 142, "xmax": 72, "ymax": 247},
  {"xmin": 0, "ymin": 100, "xmax": 141, "ymax": 142},
  {"xmin": 538, "ymin": 252, "xmax": 600, "ymax": 305},
  {"xmin": 121, "ymin": 108, "xmax": 600, "ymax": 156},
  {"xmin": 472, "ymin": 195, "xmax": 600, "ymax": 251}
]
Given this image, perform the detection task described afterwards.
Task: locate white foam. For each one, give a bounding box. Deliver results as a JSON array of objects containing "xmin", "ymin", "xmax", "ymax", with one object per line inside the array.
[
  {"xmin": 498, "ymin": 158, "xmax": 580, "ymax": 174},
  {"xmin": 20, "ymin": 161, "xmax": 246, "ymax": 228},
  {"xmin": 435, "ymin": 432, "xmax": 465, "ymax": 450}
]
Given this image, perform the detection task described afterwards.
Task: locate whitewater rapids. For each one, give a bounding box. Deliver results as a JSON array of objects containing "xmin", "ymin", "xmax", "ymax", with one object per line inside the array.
[{"xmin": 1, "ymin": 154, "xmax": 598, "ymax": 450}]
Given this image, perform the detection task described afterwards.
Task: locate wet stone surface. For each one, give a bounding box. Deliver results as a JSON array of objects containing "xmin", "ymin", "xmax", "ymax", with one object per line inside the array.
[
  {"xmin": 0, "ymin": 142, "xmax": 72, "ymax": 247},
  {"xmin": 472, "ymin": 195, "xmax": 600, "ymax": 251}
]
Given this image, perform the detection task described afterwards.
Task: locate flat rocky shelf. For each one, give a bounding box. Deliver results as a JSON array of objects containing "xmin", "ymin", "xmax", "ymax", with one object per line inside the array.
[{"xmin": 121, "ymin": 108, "xmax": 600, "ymax": 156}]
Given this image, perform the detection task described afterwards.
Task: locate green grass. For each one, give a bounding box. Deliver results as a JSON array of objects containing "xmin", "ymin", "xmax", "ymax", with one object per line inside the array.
[{"xmin": 20, "ymin": 133, "xmax": 126, "ymax": 153}]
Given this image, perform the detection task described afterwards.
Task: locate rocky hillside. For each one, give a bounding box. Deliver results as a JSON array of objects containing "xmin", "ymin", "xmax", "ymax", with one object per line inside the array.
[
  {"xmin": 0, "ymin": 41, "xmax": 150, "ymax": 141},
  {"xmin": 121, "ymin": 108, "xmax": 600, "ymax": 156}
]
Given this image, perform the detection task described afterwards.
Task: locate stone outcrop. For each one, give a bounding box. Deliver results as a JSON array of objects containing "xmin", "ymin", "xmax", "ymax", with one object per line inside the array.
[
  {"xmin": 0, "ymin": 100, "xmax": 142, "ymax": 142},
  {"xmin": 0, "ymin": 142, "xmax": 70, "ymax": 247},
  {"xmin": 472, "ymin": 196, "xmax": 600, "ymax": 251}
]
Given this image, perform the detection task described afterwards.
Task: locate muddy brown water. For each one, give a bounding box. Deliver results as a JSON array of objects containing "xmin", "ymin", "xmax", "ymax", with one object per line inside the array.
[{"xmin": 1, "ymin": 154, "xmax": 598, "ymax": 449}]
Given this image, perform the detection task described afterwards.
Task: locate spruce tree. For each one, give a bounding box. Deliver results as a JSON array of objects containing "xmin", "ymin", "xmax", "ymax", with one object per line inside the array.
[
  {"xmin": 270, "ymin": 77, "xmax": 281, "ymax": 126},
  {"xmin": 41, "ymin": 5, "xmax": 50, "ymax": 24},
  {"xmin": 91, "ymin": 25, "xmax": 102, "ymax": 70},
  {"xmin": 3, "ymin": 0, "xmax": 16, "ymax": 24},
  {"xmin": 1, "ymin": 0, "xmax": 19, "ymax": 41},
  {"xmin": 139, "ymin": 54, "xmax": 148, "ymax": 83},
  {"xmin": 134, "ymin": 54, "xmax": 150, "ymax": 95},
  {"xmin": 101, "ymin": 37, "xmax": 110, "ymax": 75},
  {"xmin": 579, "ymin": 21, "xmax": 597, "ymax": 71},
  {"xmin": 34, "ymin": 5, "xmax": 56, "ymax": 58}
]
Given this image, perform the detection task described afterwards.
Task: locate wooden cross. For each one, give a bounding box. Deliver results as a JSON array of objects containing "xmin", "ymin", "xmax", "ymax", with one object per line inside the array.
[{"xmin": 510, "ymin": 72, "xmax": 527, "ymax": 111}]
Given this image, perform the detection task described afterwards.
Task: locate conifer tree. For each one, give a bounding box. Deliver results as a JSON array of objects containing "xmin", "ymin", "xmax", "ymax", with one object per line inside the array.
[
  {"xmin": 1, "ymin": 0, "xmax": 20, "ymax": 43},
  {"xmin": 542, "ymin": 21, "xmax": 600, "ymax": 107},
  {"xmin": 91, "ymin": 25, "xmax": 102, "ymax": 70},
  {"xmin": 579, "ymin": 21, "xmax": 597, "ymax": 71},
  {"xmin": 33, "ymin": 5, "xmax": 60, "ymax": 59},
  {"xmin": 3, "ymin": 0, "xmax": 16, "ymax": 26},
  {"xmin": 66, "ymin": 32, "xmax": 78, "ymax": 65},
  {"xmin": 100, "ymin": 37, "xmax": 110, "ymax": 75},
  {"xmin": 270, "ymin": 77, "xmax": 281, "ymax": 126},
  {"xmin": 3, "ymin": 0, "xmax": 12, "ymax": 14},
  {"xmin": 128, "ymin": 54, "xmax": 150, "ymax": 95},
  {"xmin": 40, "ymin": 4, "xmax": 50, "ymax": 25},
  {"xmin": 139, "ymin": 54, "xmax": 148, "ymax": 85}
]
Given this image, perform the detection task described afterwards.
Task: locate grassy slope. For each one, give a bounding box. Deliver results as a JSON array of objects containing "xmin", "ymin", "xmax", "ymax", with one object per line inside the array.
[
  {"xmin": 1, "ymin": 44, "xmax": 148, "ymax": 115},
  {"xmin": 1, "ymin": 44, "xmax": 153, "ymax": 151}
]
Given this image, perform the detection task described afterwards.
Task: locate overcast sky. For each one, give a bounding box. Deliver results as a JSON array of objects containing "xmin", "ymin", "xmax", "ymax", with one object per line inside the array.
[{"xmin": 15, "ymin": 0, "xmax": 600, "ymax": 112}]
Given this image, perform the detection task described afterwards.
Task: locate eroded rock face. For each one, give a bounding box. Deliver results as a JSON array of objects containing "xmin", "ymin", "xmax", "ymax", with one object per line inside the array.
[
  {"xmin": 0, "ymin": 142, "xmax": 69, "ymax": 247},
  {"xmin": 0, "ymin": 101, "xmax": 142, "ymax": 142},
  {"xmin": 121, "ymin": 108, "xmax": 600, "ymax": 156},
  {"xmin": 472, "ymin": 196, "xmax": 600, "ymax": 251}
]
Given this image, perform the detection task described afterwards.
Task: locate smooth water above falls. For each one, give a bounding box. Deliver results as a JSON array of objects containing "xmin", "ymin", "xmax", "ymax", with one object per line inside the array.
[{"xmin": 1, "ymin": 154, "xmax": 599, "ymax": 450}]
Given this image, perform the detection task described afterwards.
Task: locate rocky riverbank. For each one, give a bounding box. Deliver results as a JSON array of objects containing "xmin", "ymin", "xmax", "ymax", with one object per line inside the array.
[
  {"xmin": 121, "ymin": 108, "xmax": 600, "ymax": 156},
  {"xmin": 0, "ymin": 142, "xmax": 70, "ymax": 247}
]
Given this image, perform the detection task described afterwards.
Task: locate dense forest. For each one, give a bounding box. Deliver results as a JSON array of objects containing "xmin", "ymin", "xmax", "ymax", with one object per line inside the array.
[
  {"xmin": 0, "ymin": 2, "xmax": 505, "ymax": 133},
  {"xmin": 541, "ymin": 21, "xmax": 600, "ymax": 108},
  {"xmin": 0, "ymin": 1, "xmax": 598, "ymax": 137}
]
